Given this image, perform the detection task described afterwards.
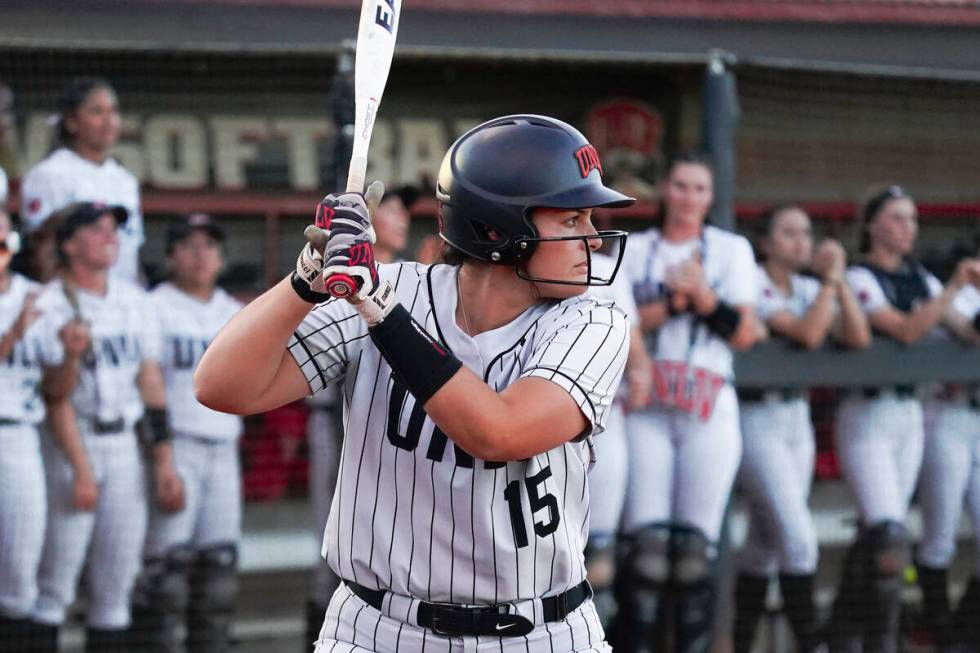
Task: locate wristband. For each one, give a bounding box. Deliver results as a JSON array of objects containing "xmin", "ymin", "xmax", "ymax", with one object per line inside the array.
[
  {"xmin": 290, "ymin": 271, "xmax": 330, "ymax": 304},
  {"xmin": 703, "ymin": 300, "xmax": 741, "ymax": 339},
  {"xmin": 369, "ymin": 304, "xmax": 463, "ymax": 405},
  {"xmin": 973, "ymin": 311, "xmax": 980, "ymax": 334},
  {"xmin": 140, "ymin": 407, "xmax": 171, "ymax": 445}
]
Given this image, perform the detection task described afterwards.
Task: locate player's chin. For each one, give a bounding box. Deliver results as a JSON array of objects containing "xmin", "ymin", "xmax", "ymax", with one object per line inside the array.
[{"xmin": 533, "ymin": 279, "xmax": 589, "ymax": 300}]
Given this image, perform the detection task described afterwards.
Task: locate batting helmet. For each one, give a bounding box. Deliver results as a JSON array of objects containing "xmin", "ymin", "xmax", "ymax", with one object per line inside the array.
[{"xmin": 436, "ymin": 115, "xmax": 634, "ymax": 270}]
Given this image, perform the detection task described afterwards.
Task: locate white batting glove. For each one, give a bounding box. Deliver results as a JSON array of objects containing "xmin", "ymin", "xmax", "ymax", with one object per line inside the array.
[{"xmin": 291, "ymin": 239, "xmax": 330, "ymax": 303}]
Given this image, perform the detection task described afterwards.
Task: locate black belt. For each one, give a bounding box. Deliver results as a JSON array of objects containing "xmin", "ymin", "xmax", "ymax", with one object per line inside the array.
[
  {"xmin": 737, "ymin": 388, "xmax": 805, "ymax": 403},
  {"xmin": 0, "ymin": 417, "xmax": 20, "ymax": 426},
  {"xmin": 91, "ymin": 418, "xmax": 126, "ymax": 434},
  {"xmin": 861, "ymin": 385, "xmax": 917, "ymax": 400},
  {"xmin": 345, "ymin": 580, "xmax": 591, "ymax": 638}
]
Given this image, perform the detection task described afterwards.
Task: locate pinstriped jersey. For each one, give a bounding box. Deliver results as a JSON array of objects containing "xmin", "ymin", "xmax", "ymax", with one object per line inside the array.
[
  {"xmin": 150, "ymin": 283, "xmax": 244, "ymax": 441},
  {"xmin": 35, "ymin": 277, "xmax": 161, "ymax": 429},
  {"xmin": 289, "ymin": 262, "xmax": 630, "ymax": 605},
  {"xmin": 0, "ymin": 274, "xmax": 59, "ymax": 424}
]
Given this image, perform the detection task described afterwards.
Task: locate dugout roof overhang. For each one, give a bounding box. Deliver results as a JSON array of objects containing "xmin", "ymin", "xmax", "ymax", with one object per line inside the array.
[{"xmin": 2, "ymin": 0, "xmax": 980, "ymax": 82}]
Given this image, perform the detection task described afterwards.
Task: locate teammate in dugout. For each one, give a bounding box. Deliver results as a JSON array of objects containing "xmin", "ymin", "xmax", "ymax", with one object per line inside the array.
[
  {"xmin": 825, "ymin": 185, "xmax": 980, "ymax": 653},
  {"xmin": 914, "ymin": 233, "xmax": 980, "ymax": 651},
  {"xmin": 616, "ymin": 152, "xmax": 764, "ymax": 653},
  {"xmin": 196, "ymin": 114, "xmax": 634, "ymax": 652},
  {"xmin": 731, "ymin": 205, "xmax": 869, "ymax": 653},
  {"xmin": 129, "ymin": 213, "xmax": 244, "ymax": 653},
  {"xmin": 28, "ymin": 202, "xmax": 183, "ymax": 653},
  {"xmin": 0, "ymin": 206, "xmax": 85, "ymax": 652},
  {"xmin": 582, "ymin": 249, "xmax": 653, "ymax": 636},
  {"xmin": 21, "ymin": 77, "xmax": 144, "ymax": 284}
]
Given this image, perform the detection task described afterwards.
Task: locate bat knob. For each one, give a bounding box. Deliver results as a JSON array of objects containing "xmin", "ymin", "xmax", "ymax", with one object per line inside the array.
[{"xmin": 326, "ymin": 273, "xmax": 358, "ymax": 298}]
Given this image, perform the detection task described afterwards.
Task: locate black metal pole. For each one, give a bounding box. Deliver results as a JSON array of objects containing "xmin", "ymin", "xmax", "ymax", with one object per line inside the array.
[
  {"xmin": 702, "ymin": 50, "xmax": 740, "ymax": 232},
  {"xmin": 330, "ymin": 40, "xmax": 356, "ymax": 191}
]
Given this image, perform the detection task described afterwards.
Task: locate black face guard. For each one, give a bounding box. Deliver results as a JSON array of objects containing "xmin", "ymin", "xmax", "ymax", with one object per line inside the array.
[{"xmin": 513, "ymin": 230, "xmax": 628, "ymax": 287}]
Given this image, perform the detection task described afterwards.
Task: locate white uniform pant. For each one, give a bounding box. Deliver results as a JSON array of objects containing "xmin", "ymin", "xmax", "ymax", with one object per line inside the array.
[
  {"xmin": 33, "ymin": 427, "xmax": 147, "ymax": 628},
  {"xmin": 314, "ymin": 583, "xmax": 611, "ymax": 653},
  {"xmin": 737, "ymin": 399, "xmax": 818, "ymax": 575},
  {"xmin": 621, "ymin": 385, "xmax": 742, "ymax": 541},
  {"xmin": 0, "ymin": 423, "xmax": 46, "ymax": 618},
  {"xmin": 144, "ymin": 433, "xmax": 242, "ymax": 556},
  {"xmin": 835, "ymin": 394, "xmax": 924, "ymax": 525},
  {"xmin": 309, "ymin": 405, "xmax": 344, "ymax": 606},
  {"xmin": 917, "ymin": 400, "xmax": 980, "ymax": 573},
  {"xmin": 587, "ymin": 404, "xmax": 628, "ymax": 538}
]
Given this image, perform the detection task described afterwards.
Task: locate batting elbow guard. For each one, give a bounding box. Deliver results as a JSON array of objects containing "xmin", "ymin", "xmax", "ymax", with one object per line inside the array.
[
  {"xmin": 703, "ymin": 300, "xmax": 741, "ymax": 339},
  {"xmin": 140, "ymin": 407, "xmax": 172, "ymax": 445},
  {"xmin": 369, "ymin": 304, "xmax": 463, "ymax": 405}
]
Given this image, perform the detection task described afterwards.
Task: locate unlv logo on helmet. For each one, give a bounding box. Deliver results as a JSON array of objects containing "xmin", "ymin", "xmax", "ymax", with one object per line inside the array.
[{"xmin": 574, "ymin": 144, "xmax": 603, "ymax": 179}]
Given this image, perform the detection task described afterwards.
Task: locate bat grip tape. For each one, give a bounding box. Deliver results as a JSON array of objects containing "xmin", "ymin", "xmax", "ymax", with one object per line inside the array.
[{"xmin": 369, "ymin": 304, "xmax": 463, "ymax": 405}]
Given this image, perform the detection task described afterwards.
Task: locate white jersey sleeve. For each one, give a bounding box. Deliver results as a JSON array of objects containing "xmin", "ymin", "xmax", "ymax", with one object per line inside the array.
[
  {"xmin": 755, "ymin": 266, "xmax": 785, "ymax": 320},
  {"xmin": 847, "ymin": 266, "xmax": 890, "ymax": 314},
  {"xmin": 21, "ymin": 155, "xmax": 75, "ymax": 232},
  {"xmin": 521, "ymin": 298, "xmax": 630, "ymax": 436},
  {"xmin": 924, "ymin": 270, "xmax": 944, "ymax": 298},
  {"xmin": 952, "ymin": 284, "xmax": 980, "ymax": 320},
  {"xmin": 755, "ymin": 266, "xmax": 822, "ymax": 320},
  {"xmin": 0, "ymin": 166, "xmax": 7, "ymax": 205},
  {"xmin": 718, "ymin": 232, "xmax": 758, "ymax": 306},
  {"xmin": 139, "ymin": 292, "xmax": 163, "ymax": 363}
]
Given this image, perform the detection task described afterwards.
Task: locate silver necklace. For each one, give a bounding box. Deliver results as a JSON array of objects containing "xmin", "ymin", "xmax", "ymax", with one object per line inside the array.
[
  {"xmin": 457, "ymin": 268, "xmax": 474, "ymax": 336},
  {"xmin": 456, "ymin": 268, "xmax": 486, "ymax": 372}
]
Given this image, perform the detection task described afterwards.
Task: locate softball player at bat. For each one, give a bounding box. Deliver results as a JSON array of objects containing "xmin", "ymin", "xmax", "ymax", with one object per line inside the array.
[
  {"xmin": 29, "ymin": 202, "xmax": 182, "ymax": 653},
  {"xmin": 617, "ymin": 152, "xmax": 763, "ymax": 653},
  {"xmin": 824, "ymin": 186, "xmax": 979, "ymax": 653},
  {"xmin": 128, "ymin": 214, "xmax": 243, "ymax": 653},
  {"xmin": 305, "ymin": 186, "xmax": 415, "ymax": 646},
  {"xmin": 583, "ymin": 250, "xmax": 652, "ymax": 636},
  {"xmin": 21, "ymin": 77, "xmax": 143, "ymax": 284},
  {"xmin": 915, "ymin": 239, "xmax": 980, "ymax": 651},
  {"xmin": 196, "ymin": 114, "xmax": 634, "ymax": 652},
  {"xmin": 731, "ymin": 205, "xmax": 869, "ymax": 653}
]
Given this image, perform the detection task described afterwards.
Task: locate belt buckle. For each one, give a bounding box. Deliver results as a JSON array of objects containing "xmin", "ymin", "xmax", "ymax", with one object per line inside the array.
[
  {"xmin": 430, "ymin": 604, "xmax": 534, "ymax": 638},
  {"xmin": 94, "ymin": 418, "xmax": 124, "ymax": 434}
]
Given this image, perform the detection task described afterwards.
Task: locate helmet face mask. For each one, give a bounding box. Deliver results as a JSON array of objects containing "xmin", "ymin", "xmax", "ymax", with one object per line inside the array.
[
  {"xmin": 437, "ymin": 114, "xmax": 634, "ymax": 286},
  {"xmin": 513, "ymin": 230, "xmax": 628, "ymax": 287}
]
